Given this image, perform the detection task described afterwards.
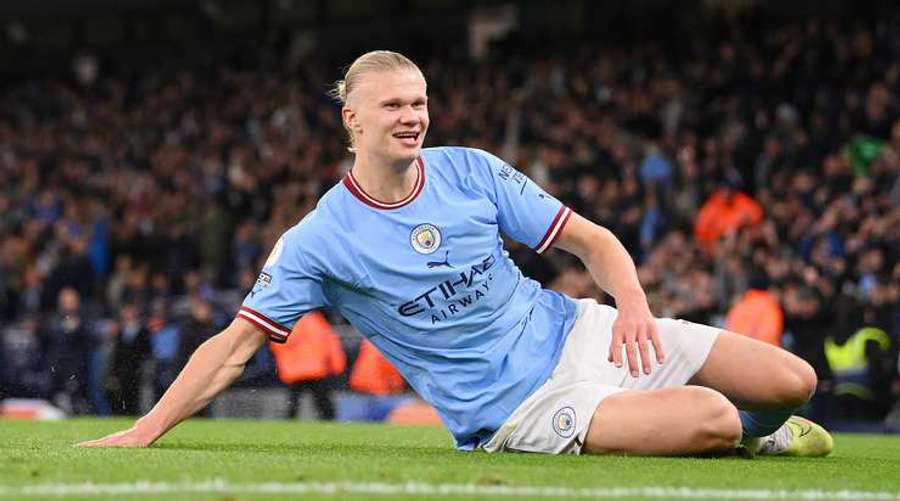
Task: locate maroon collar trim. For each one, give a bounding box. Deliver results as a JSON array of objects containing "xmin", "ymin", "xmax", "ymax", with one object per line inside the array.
[{"xmin": 343, "ymin": 157, "xmax": 425, "ymax": 210}]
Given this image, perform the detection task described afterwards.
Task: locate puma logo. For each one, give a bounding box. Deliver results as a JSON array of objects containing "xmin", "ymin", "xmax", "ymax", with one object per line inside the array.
[{"xmin": 427, "ymin": 251, "xmax": 453, "ymax": 269}]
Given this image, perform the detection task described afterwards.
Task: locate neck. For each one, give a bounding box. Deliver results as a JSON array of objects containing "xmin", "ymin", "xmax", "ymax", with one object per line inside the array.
[{"xmin": 351, "ymin": 151, "xmax": 419, "ymax": 202}]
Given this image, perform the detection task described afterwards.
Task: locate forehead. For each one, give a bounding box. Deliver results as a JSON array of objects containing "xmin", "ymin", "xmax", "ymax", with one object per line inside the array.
[{"xmin": 352, "ymin": 69, "xmax": 427, "ymax": 103}]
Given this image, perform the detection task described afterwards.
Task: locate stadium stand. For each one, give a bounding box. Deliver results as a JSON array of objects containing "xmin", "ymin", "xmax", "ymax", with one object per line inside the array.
[{"xmin": 0, "ymin": 1, "xmax": 897, "ymax": 430}]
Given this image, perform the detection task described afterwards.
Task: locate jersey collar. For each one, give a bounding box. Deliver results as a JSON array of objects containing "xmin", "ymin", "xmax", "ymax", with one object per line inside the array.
[{"xmin": 343, "ymin": 157, "xmax": 425, "ymax": 210}]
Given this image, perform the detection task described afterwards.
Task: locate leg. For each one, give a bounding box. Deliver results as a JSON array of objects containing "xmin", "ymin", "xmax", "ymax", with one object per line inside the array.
[
  {"xmin": 123, "ymin": 380, "xmax": 141, "ymax": 416},
  {"xmin": 584, "ymin": 386, "xmax": 741, "ymax": 455},
  {"xmin": 308, "ymin": 379, "xmax": 336, "ymax": 420},
  {"xmin": 108, "ymin": 388, "xmax": 125, "ymax": 415},
  {"xmin": 286, "ymin": 383, "xmax": 303, "ymax": 419},
  {"xmin": 690, "ymin": 330, "xmax": 817, "ymax": 410},
  {"xmin": 691, "ymin": 332, "xmax": 825, "ymax": 444}
]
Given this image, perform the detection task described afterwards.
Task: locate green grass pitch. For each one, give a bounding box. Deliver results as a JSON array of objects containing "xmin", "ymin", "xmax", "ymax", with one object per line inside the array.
[{"xmin": 2, "ymin": 418, "xmax": 900, "ymax": 499}]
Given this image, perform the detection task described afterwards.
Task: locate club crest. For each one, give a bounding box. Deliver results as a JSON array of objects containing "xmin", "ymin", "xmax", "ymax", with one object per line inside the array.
[
  {"xmin": 410, "ymin": 223, "xmax": 442, "ymax": 255},
  {"xmin": 552, "ymin": 406, "xmax": 576, "ymax": 438}
]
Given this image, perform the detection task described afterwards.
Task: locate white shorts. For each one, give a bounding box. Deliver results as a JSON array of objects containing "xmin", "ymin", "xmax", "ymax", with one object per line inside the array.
[{"xmin": 482, "ymin": 298, "xmax": 722, "ymax": 455}]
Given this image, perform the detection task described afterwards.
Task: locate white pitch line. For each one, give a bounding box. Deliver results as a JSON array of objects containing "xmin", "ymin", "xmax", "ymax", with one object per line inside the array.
[{"xmin": 0, "ymin": 481, "xmax": 898, "ymax": 499}]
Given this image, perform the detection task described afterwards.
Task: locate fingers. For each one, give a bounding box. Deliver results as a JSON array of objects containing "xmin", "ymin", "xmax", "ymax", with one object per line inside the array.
[
  {"xmin": 648, "ymin": 323, "xmax": 666, "ymax": 364},
  {"xmin": 637, "ymin": 329, "xmax": 652, "ymax": 375},
  {"xmin": 76, "ymin": 432, "xmax": 116, "ymax": 447},
  {"xmin": 75, "ymin": 430, "xmax": 148, "ymax": 448},
  {"xmin": 608, "ymin": 330, "xmax": 623, "ymax": 367},
  {"xmin": 77, "ymin": 440, "xmax": 140, "ymax": 448},
  {"xmin": 76, "ymin": 435, "xmax": 122, "ymax": 448},
  {"xmin": 610, "ymin": 318, "xmax": 665, "ymax": 377},
  {"xmin": 611, "ymin": 326, "xmax": 640, "ymax": 377},
  {"xmin": 624, "ymin": 331, "xmax": 639, "ymax": 377},
  {"xmin": 76, "ymin": 438, "xmax": 115, "ymax": 448}
]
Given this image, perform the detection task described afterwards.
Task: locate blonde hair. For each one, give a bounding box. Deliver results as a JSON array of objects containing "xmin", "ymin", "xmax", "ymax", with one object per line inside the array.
[{"xmin": 329, "ymin": 50, "xmax": 423, "ymax": 151}]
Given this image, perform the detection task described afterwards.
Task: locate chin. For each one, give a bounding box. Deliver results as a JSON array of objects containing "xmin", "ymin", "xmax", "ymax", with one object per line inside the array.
[{"xmin": 391, "ymin": 147, "xmax": 420, "ymax": 163}]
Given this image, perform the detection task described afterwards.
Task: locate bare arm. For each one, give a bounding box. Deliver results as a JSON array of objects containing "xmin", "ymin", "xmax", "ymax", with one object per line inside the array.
[
  {"xmin": 554, "ymin": 212, "xmax": 665, "ymax": 376},
  {"xmin": 78, "ymin": 317, "xmax": 267, "ymax": 447}
]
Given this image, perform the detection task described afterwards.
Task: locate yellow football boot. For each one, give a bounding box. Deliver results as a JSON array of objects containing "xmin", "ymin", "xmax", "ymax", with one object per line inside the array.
[{"xmin": 743, "ymin": 415, "xmax": 833, "ymax": 457}]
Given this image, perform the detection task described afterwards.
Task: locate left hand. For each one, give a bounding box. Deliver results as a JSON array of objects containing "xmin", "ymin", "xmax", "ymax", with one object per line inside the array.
[{"xmin": 608, "ymin": 298, "xmax": 666, "ymax": 377}]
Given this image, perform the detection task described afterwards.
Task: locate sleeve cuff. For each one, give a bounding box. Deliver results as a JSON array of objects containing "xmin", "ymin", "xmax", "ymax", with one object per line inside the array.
[
  {"xmin": 237, "ymin": 306, "xmax": 290, "ymax": 343},
  {"xmin": 534, "ymin": 206, "xmax": 572, "ymax": 254}
]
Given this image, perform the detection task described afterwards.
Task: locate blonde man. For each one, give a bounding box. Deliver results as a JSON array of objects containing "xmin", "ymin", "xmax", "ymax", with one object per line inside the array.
[{"xmin": 82, "ymin": 51, "xmax": 831, "ymax": 457}]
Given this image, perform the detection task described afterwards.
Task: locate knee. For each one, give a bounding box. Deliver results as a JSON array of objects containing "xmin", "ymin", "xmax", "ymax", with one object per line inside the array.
[
  {"xmin": 689, "ymin": 387, "xmax": 742, "ymax": 449},
  {"xmin": 796, "ymin": 359, "xmax": 818, "ymax": 400},
  {"xmin": 778, "ymin": 358, "xmax": 818, "ymax": 407}
]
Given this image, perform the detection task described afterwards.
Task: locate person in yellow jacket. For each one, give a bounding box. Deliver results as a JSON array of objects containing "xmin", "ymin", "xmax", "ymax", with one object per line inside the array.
[
  {"xmin": 269, "ymin": 311, "xmax": 346, "ymax": 420},
  {"xmin": 826, "ymin": 326, "xmax": 892, "ymax": 420}
]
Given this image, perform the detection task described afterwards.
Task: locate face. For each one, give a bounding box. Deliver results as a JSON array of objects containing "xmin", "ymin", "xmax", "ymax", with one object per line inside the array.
[
  {"xmin": 58, "ymin": 287, "xmax": 80, "ymax": 313},
  {"xmin": 343, "ymin": 69, "xmax": 429, "ymax": 165}
]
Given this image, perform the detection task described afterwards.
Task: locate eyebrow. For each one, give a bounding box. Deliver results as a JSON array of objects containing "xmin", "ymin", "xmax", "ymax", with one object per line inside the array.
[{"xmin": 378, "ymin": 96, "xmax": 428, "ymax": 105}]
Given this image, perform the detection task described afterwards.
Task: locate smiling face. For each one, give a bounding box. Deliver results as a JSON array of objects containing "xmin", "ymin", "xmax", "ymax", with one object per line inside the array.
[{"xmin": 342, "ymin": 69, "xmax": 429, "ymax": 167}]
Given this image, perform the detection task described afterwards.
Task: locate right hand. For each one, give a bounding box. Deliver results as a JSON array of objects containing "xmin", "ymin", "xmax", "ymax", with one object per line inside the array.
[
  {"xmin": 608, "ymin": 296, "xmax": 665, "ymax": 377},
  {"xmin": 76, "ymin": 425, "xmax": 156, "ymax": 448}
]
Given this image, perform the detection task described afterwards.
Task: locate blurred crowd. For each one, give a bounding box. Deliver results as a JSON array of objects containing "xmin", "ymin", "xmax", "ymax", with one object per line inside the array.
[{"xmin": 0, "ymin": 11, "xmax": 898, "ymax": 426}]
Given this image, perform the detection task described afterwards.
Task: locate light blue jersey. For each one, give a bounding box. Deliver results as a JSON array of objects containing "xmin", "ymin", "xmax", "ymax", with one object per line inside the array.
[{"xmin": 239, "ymin": 147, "xmax": 578, "ymax": 450}]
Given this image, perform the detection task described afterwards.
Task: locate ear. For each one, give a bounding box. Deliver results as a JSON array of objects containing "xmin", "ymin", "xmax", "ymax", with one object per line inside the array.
[{"xmin": 342, "ymin": 106, "xmax": 361, "ymax": 133}]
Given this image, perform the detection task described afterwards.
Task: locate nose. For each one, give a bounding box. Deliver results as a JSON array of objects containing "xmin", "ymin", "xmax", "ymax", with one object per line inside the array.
[{"xmin": 399, "ymin": 105, "xmax": 418, "ymax": 124}]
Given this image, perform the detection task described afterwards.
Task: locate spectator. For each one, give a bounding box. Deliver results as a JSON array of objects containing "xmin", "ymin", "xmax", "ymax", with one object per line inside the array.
[
  {"xmin": 269, "ymin": 311, "xmax": 346, "ymax": 420},
  {"xmin": 825, "ymin": 321, "xmax": 893, "ymax": 420},
  {"xmin": 45, "ymin": 287, "xmax": 93, "ymax": 414},
  {"xmin": 694, "ymin": 182, "xmax": 764, "ymax": 252},
  {"xmin": 106, "ymin": 301, "xmax": 151, "ymax": 415},
  {"xmin": 725, "ymin": 272, "xmax": 784, "ymax": 346},
  {"xmin": 0, "ymin": 316, "xmax": 52, "ymax": 399},
  {"xmin": 179, "ymin": 297, "xmax": 217, "ymax": 371},
  {"xmin": 175, "ymin": 296, "xmax": 218, "ymax": 416},
  {"xmin": 349, "ymin": 339, "xmax": 406, "ymax": 396},
  {"xmin": 148, "ymin": 304, "xmax": 181, "ymax": 403}
]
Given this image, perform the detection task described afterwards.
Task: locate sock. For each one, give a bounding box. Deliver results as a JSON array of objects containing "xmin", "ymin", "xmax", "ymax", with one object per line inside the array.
[{"xmin": 738, "ymin": 408, "xmax": 794, "ymax": 440}]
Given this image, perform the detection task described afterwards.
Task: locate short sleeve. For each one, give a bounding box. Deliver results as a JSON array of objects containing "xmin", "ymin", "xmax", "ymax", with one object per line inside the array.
[
  {"xmin": 474, "ymin": 149, "xmax": 572, "ymax": 254},
  {"xmin": 238, "ymin": 223, "xmax": 329, "ymax": 343}
]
